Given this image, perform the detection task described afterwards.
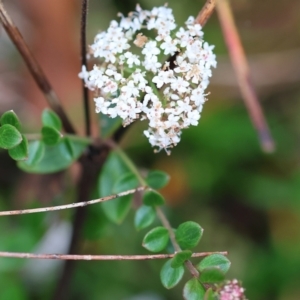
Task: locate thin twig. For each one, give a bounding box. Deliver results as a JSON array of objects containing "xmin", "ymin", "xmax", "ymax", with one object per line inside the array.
[
  {"xmin": 196, "ymin": 0, "xmax": 216, "ymax": 26},
  {"xmin": 216, "ymin": 0, "xmax": 274, "ymax": 152},
  {"xmin": 156, "ymin": 207, "xmax": 200, "ymax": 278},
  {"xmin": 0, "ymin": 186, "xmax": 147, "ymax": 216},
  {"xmin": 0, "ymin": 251, "xmax": 228, "ymax": 260},
  {"xmin": 0, "ymin": 2, "xmax": 75, "ymax": 134},
  {"xmin": 80, "ymin": 0, "xmax": 91, "ymax": 136}
]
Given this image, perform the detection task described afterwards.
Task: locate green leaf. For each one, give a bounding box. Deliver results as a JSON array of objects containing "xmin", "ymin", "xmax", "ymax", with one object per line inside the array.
[
  {"xmin": 8, "ymin": 134, "xmax": 28, "ymax": 161},
  {"xmin": 41, "ymin": 126, "xmax": 62, "ymax": 145},
  {"xmin": 171, "ymin": 250, "xmax": 192, "ymax": 268},
  {"xmin": 146, "ymin": 170, "xmax": 170, "ymax": 189},
  {"xmin": 143, "ymin": 190, "xmax": 165, "ymax": 206},
  {"xmin": 42, "ymin": 109, "xmax": 62, "ymax": 131},
  {"xmin": 0, "ymin": 110, "xmax": 21, "ymax": 130},
  {"xmin": 0, "ymin": 124, "xmax": 22, "ymax": 149},
  {"xmin": 175, "ymin": 221, "xmax": 203, "ymax": 250},
  {"xmin": 183, "ymin": 278, "xmax": 205, "ymax": 300},
  {"xmin": 160, "ymin": 259, "xmax": 184, "ymax": 289},
  {"xmin": 197, "ymin": 254, "xmax": 231, "ymax": 275},
  {"xmin": 18, "ymin": 136, "xmax": 88, "ymax": 173},
  {"xmin": 142, "ymin": 226, "xmax": 169, "ymax": 252},
  {"xmin": 98, "ymin": 152, "xmax": 133, "ymax": 223},
  {"xmin": 204, "ymin": 288, "xmax": 218, "ymax": 300},
  {"xmin": 99, "ymin": 113, "xmax": 122, "ymax": 138},
  {"xmin": 134, "ymin": 205, "xmax": 156, "ymax": 230},
  {"xmin": 113, "ymin": 172, "xmax": 139, "ymax": 193},
  {"xmin": 23, "ymin": 140, "xmax": 45, "ymax": 166},
  {"xmin": 200, "ymin": 267, "xmax": 225, "ymax": 283}
]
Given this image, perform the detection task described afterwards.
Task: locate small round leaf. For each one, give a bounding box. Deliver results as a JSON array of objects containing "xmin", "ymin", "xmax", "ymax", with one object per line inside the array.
[
  {"xmin": 204, "ymin": 288, "xmax": 218, "ymax": 300},
  {"xmin": 0, "ymin": 124, "xmax": 22, "ymax": 149},
  {"xmin": 146, "ymin": 170, "xmax": 170, "ymax": 189},
  {"xmin": 8, "ymin": 134, "xmax": 28, "ymax": 161},
  {"xmin": 160, "ymin": 259, "xmax": 184, "ymax": 289},
  {"xmin": 197, "ymin": 254, "xmax": 231, "ymax": 275},
  {"xmin": 143, "ymin": 190, "xmax": 165, "ymax": 206},
  {"xmin": 171, "ymin": 250, "xmax": 192, "ymax": 268},
  {"xmin": 113, "ymin": 173, "xmax": 139, "ymax": 193},
  {"xmin": 0, "ymin": 110, "xmax": 21, "ymax": 130},
  {"xmin": 41, "ymin": 126, "xmax": 62, "ymax": 145},
  {"xmin": 175, "ymin": 221, "xmax": 203, "ymax": 250},
  {"xmin": 134, "ymin": 205, "xmax": 156, "ymax": 230},
  {"xmin": 199, "ymin": 268, "xmax": 225, "ymax": 284},
  {"xmin": 42, "ymin": 109, "xmax": 62, "ymax": 131},
  {"xmin": 142, "ymin": 226, "xmax": 169, "ymax": 252},
  {"xmin": 183, "ymin": 278, "xmax": 205, "ymax": 300}
]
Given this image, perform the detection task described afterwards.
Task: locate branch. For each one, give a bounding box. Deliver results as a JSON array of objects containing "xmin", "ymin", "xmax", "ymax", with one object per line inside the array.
[
  {"xmin": 0, "ymin": 2, "xmax": 75, "ymax": 134},
  {"xmin": 0, "ymin": 251, "xmax": 228, "ymax": 261},
  {"xmin": 196, "ymin": 0, "xmax": 216, "ymax": 26},
  {"xmin": 80, "ymin": 0, "xmax": 91, "ymax": 136},
  {"xmin": 156, "ymin": 207, "xmax": 200, "ymax": 278},
  {"xmin": 216, "ymin": 0, "xmax": 274, "ymax": 152},
  {"xmin": 0, "ymin": 186, "xmax": 147, "ymax": 216}
]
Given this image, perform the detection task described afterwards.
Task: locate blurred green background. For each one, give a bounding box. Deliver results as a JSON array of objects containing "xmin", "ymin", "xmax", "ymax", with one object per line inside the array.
[{"xmin": 0, "ymin": 0, "xmax": 300, "ymax": 299}]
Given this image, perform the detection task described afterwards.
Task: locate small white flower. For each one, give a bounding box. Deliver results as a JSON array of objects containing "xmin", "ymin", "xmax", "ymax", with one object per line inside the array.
[
  {"xmin": 152, "ymin": 70, "xmax": 174, "ymax": 89},
  {"xmin": 121, "ymin": 80, "xmax": 140, "ymax": 97},
  {"xmin": 170, "ymin": 77, "xmax": 189, "ymax": 94},
  {"xmin": 124, "ymin": 52, "xmax": 140, "ymax": 67},
  {"xmin": 142, "ymin": 40, "xmax": 160, "ymax": 57},
  {"xmin": 94, "ymin": 97, "xmax": 111, "ymax": 114},
  {"xmin": 160, "ymin": 36, "xmax": 178, "ymax": 55}
]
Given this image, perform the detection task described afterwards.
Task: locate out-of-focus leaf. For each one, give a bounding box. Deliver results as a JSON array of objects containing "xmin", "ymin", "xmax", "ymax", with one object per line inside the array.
[
  {"xmin": 8, "ymin": 134, "xmax": 28, "ymax": 161},
  {"xmin": 200, "ymin": 267, "xmax": 225, "ymax": 283},
  {"xmin": 99, "ymin": 113, "xmax": 122, "ymax": 138},
  {"xmin": 197, "ymin": 254, "xmax": 231, "ymax": 274},
  {"xmin": 0, "ymin": 124, "xmax": 22, "ymax": 149},
  {"xmin": 142, "ymin": 226, "xmax": 169, "ymax": 252},
  {"xmin": 183, "ymin": 278, "xmax": 205, "ymax": 300},
  {"xmin": 18, "ymin": 137, "xmax": 88, "ymax": 173},
  {"xmin": 160, "ymin": 259, "xmax": 184, "ymax": 289},
  {"xmin": 204, "ymin": 288, "xmax": 218, "ymax": 300},
  {"xmin": 41, "ymin": 126, "xmax": 62, "ymax": 145},
  {"xmin": 171, "ymin": 250, "xmax": 192, "ymax": 268},
  {"xmin": 22, "ymin": 140, "xmax": 45, "ymax": 166},
  {"xmin": 42, "ymin": 108, "xmax": 62, "ymax": 131},
  {"xmin": 134, "ymin": 205, "xmax": 156, "ymax": 230},
  {"xmin": 113, "ymin": 172, "xmax": 139, "ymax": 193},
  {"xmin": 0, "ymin": 110, "xmax": 21, "ymax": 130},
  {"xmin": 175, "ymin": 221, "xmax": 203, "ymax": 250},
  {"xmin": 98, "ymin": 152, "xmax": 133, "ymax": 223},
  {"xmin": 145, "ymin": 170, "xmax": 170, "ymax": 189},
  {"xmin": 143, "ymin": 190, "xmax": 165, "ymax": 206}
]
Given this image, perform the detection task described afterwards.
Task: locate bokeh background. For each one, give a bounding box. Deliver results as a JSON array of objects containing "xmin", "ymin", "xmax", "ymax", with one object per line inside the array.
[{"xmin": 0, "ymin": 0, "xmax": 300, "ymax": 299}]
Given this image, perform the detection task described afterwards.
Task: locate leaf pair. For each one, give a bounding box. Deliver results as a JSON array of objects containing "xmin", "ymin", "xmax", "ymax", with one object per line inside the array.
[{"xmin": 0, "ymin": 110, "xmax": 28, "ymax": 161}]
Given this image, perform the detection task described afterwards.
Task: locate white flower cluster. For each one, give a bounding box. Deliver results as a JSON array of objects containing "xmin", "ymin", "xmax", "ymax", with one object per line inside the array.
[{"xmin": 79, "ymin": 4, "xmax": 216, "ymax": 154}]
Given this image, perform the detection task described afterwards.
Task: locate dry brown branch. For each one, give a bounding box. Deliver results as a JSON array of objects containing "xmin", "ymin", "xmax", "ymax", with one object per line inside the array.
[
  {"xmin": 0, "ymin": 186, "xmax": 147, "ymax": 216},
  {"xmin": 196, "ymin": 0, "xmax": 216, "ymax": 26},
  {"xmin": 216, "ymin": 0, "xmax": 274, "ymax": 152},
  {"xmin": 0, "ymin": 2, "xmax": 75, "ymax": 134},
  {"xmin": 0, "ymin": 251, "xmax": 228, "ymax": 260}
]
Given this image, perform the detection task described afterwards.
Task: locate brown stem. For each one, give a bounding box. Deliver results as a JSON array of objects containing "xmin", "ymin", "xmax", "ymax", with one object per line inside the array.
[
  {"xmin": 216, "ymin": 0, "xmax": 274, "ymax": 152},
  {"xmin": 52, "ymin": 147, "xmax": 109, "ymax": 300},
  {"xmin": 80, "ymin": 0, "xmax": 91, "ymax": 136},
  {"xmin": 196, "ymin": 0, "xmax": 216, "ymax": 26},
  {"xmin": 156, "ymin": 207, "xmax": 200, "ymax": 278},
  {"xmin": 0, "ymin": 2, "xmax": 75, "ymax": 134},
  {"xmin": 0, "ymin": 186, "xmax": 147, "ymax": 216},
  {"xmin": 0, "ymin": 251, "xmax": 228, "ymax": 260}
]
